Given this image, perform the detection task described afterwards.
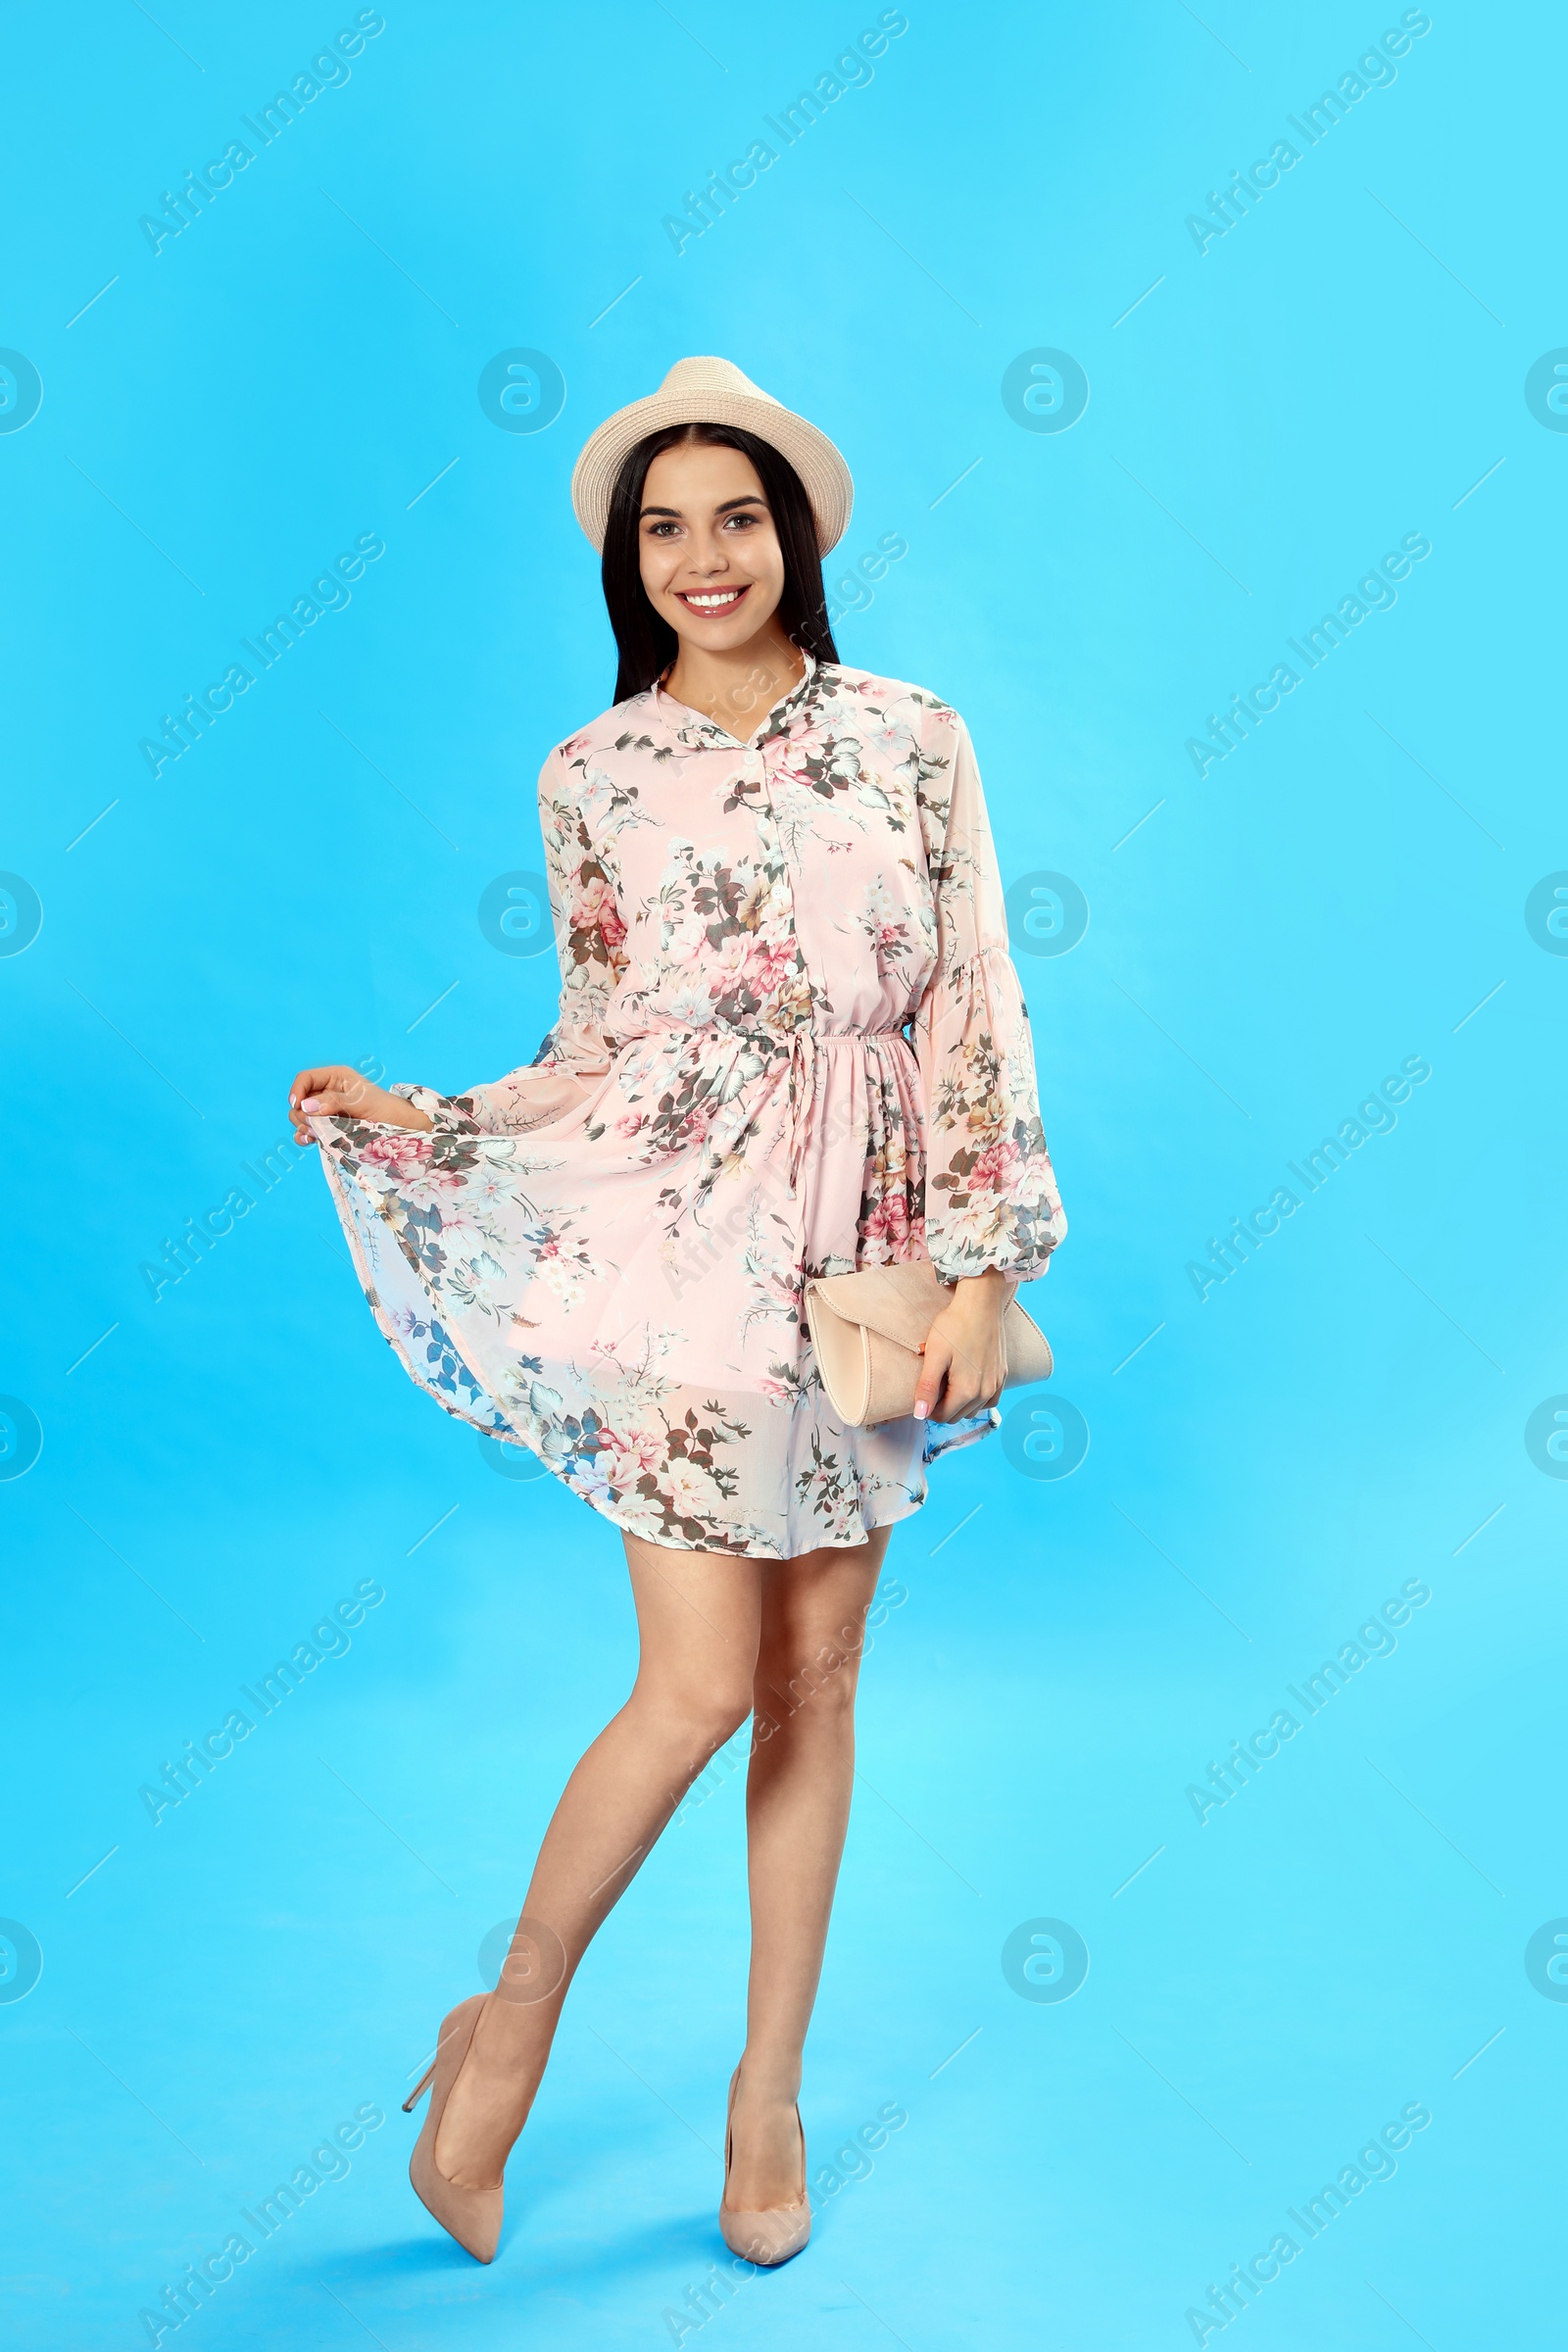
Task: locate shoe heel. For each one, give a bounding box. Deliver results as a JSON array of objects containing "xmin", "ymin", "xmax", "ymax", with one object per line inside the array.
[{"xmin": 402, "ymin": 2057, "xmax": 437, "ymax": 2113}]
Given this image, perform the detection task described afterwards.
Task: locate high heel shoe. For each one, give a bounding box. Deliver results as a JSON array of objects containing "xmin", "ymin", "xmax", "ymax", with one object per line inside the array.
[
  {"xmin": 717, "ymin": 2064, "xmax": 811, "ymax": 2267},
  {"xmin": 402, "ymin": 1993, "xmax": 505, "ymax": 2263}
]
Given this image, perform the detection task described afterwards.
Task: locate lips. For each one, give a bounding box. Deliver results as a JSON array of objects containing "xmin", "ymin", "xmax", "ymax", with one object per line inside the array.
[{"xmin": 676, "ymin": 586, "xmax": 749, "ymax": 614}]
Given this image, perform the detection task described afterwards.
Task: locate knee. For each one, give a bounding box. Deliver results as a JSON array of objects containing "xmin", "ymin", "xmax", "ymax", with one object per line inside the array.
[
  {"xmin": 702, "ymin": 1687, "xmax": 757, "ymax": 1749},
  {"xmin": 758, "ymin": 1641, "xmax": 862, "ymax": 1727},
  {"xmin": 634, "ymin": 1680, "xmax": 754, "ymax": 1761}
]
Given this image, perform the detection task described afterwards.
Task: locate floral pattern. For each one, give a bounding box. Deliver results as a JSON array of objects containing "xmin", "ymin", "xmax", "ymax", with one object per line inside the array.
[{"xmin": 312, "ymin": 658, "xmax": 1065, "ymax": 1557}]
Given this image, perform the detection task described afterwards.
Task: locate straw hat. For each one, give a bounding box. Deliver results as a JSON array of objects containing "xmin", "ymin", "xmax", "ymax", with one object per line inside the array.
[{"xmin": 570, "ymin": 357, "xmax": 853, "ymax": 556}]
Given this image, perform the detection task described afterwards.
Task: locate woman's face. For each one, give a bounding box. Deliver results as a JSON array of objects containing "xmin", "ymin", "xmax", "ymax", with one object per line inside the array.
[{"xmin": 637, "ymin": 439, "xmax": 788, "ymax": 657}]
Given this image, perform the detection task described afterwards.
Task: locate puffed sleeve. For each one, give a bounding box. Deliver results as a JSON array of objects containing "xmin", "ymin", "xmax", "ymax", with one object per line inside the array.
[
  {"xmin": 912, "ymin": 713, "xmax": 1066, "ymax": 1282},
  {"xmin": 392, "ymin": 743, "xmax": 628, "ymax": 1138}
]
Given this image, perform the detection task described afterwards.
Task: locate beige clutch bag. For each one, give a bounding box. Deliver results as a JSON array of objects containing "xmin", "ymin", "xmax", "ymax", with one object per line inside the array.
[{"xmin": 804, "ymin": 1258, "xmax": 1053, "ymax": 1429}]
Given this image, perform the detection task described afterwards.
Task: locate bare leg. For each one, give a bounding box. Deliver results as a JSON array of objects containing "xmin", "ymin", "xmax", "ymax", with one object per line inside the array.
[
  {"xmin": 434, "ymin": 1534, "xmax": 760, "ymax": 2189},
  {"xmin": 725, "ymin": 1528, "xmax": 890, "ymax": 2209}
]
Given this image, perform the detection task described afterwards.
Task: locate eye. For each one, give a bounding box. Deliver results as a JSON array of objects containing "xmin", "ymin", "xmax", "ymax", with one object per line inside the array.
[
  {"xmin": 724, "ymin": 511, "xmax": 761, "ymax": 530},
  {"xmin": 644, "ymin": 520, "xmax": 681, "ymax": 538}
]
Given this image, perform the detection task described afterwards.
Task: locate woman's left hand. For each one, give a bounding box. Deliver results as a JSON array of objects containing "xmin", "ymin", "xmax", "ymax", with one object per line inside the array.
[{"xmin": 914, "ymin": 1269, "xmax": 1011, "ymax": 1423}]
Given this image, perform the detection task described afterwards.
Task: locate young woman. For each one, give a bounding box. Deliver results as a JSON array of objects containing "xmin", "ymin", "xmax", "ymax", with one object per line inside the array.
[{"xmin": 288, "ymin": 356, "xmax": 1065, "ymax": 2266}]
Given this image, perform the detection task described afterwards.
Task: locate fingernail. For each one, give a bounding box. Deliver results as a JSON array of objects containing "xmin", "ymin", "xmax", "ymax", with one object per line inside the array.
[
  {"xmin": 302, "ymin": 1097, "xmax": 322, "ymax": 1111},
  {"xmin": 912, "ymin": 1402, "xmax": 927, "ymax": 1420}
]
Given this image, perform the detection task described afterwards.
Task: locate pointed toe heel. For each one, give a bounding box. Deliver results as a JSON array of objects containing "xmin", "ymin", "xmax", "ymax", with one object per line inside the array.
[
  {"xmin": 404, "ymin": 1993, "xmax": 505, "ymax": 2264},
  {"xmin": 717, "ymin": 2065, "xmax": 812, "ymax": 2268}
]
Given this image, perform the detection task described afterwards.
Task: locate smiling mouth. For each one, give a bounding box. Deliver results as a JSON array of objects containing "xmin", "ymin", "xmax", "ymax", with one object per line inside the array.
[{"xmin": 676, "ymin": 586, "xmax": 749, "ymax": 613}]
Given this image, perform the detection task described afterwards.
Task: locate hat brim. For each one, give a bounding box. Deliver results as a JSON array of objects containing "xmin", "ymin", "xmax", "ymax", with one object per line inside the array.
[{"xmin": 570, "ymin": 387, "xmax": 853, "ymax": 557}]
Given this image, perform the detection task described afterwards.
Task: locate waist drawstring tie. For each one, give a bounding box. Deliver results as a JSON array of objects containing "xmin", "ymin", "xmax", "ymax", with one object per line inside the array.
[
  {"xmin": 785, "ymin": 1028, "xmax": 820, "ymax": 1195},
  {"xmin": 779, "ymin": 1027, "xmax": 917, "ymax": 1193}
]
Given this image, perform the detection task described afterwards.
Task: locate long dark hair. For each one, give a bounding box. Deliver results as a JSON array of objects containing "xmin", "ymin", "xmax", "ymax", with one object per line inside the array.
[{"xmin": 602, "ymin": 422, "xmax": 839, "ymax": 704}]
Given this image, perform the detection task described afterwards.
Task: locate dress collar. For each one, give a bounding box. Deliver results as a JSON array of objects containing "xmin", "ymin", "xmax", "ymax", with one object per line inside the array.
[{"xmin": 654, "ymin": 651, "xmax": 819, "ymax": 750}]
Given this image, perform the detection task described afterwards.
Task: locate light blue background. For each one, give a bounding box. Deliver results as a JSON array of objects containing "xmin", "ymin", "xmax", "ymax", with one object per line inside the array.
[{"xmin": 3, "ymin": 3, "xmax": 1563, "ymax": 2345}]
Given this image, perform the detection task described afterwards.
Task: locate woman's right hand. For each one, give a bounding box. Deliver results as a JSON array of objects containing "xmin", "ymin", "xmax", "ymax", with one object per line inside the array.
[{"xmin": 287, "ymin": 1065, "xmax": 434, "ymax": 1147}]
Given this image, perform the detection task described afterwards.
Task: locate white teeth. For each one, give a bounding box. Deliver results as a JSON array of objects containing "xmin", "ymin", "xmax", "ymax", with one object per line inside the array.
[{"xmin": 684, "ymin": 590, "xmax": 742, "ymax": 610}]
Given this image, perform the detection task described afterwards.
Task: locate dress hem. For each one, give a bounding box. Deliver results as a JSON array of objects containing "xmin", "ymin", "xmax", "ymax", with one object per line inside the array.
[{"xmin": 490, "ymin": 1419, "xmax": 931, "ymax": 1561}]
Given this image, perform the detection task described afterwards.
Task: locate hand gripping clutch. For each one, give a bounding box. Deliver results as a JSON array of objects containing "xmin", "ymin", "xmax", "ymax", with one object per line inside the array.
[{"xmin": 803, "ymin": 1258, "xmax": 1052, "ymax": 1429}]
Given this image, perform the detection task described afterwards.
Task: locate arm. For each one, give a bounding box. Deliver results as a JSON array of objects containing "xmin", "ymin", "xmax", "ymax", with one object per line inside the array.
[
  {"xmin": 289, "ymin": 745, "xmax": 628, "ymax": 1145},
  {"xmin": 910, "ymin": 714, "xmax": 1066, "ymax": 1420}
]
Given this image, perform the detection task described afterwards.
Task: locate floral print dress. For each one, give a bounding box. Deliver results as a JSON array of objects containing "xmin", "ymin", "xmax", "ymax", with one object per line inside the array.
[{"xmin": 311, "ymin": 658, "xmax": 1066, "ymax": 1558}]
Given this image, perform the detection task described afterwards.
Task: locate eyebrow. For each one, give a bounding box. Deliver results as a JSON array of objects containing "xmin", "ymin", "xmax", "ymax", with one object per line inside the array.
[{"xmin": 638, "ymin": 494, "xmax": 769, "ymax": 519}]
